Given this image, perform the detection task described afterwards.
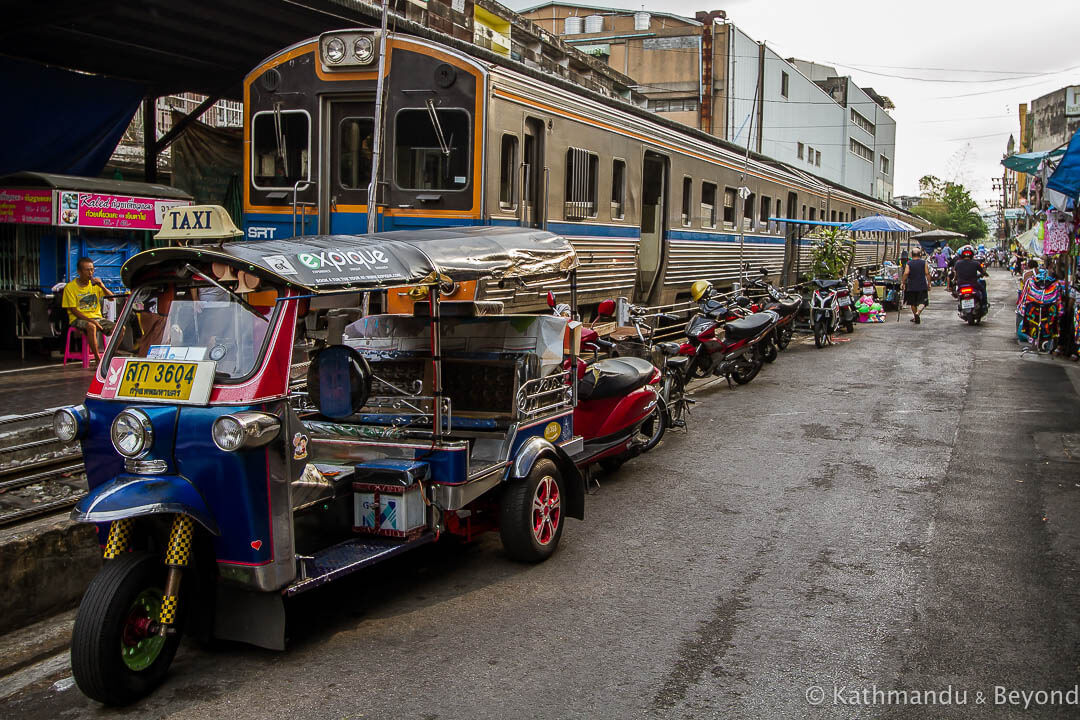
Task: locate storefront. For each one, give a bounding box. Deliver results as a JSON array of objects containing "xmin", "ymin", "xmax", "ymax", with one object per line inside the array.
[{"xmin": 0, "ymin": 172, "xmax": 192, "ymax": 358}]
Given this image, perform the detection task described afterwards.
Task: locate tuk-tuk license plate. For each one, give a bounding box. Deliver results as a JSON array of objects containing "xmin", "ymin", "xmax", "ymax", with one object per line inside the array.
[
  {"xmin": 961, "ymin": 299, "xmax": 975, "ymax": 309},
  {"xmin": 114, "ymin": 359, "xmax": 216, "ymax": 404}
]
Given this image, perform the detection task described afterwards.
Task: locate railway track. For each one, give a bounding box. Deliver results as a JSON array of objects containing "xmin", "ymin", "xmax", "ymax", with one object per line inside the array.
[{"xmin": 0, "ymin": 409, "xmax": 87, "ymax": 529}]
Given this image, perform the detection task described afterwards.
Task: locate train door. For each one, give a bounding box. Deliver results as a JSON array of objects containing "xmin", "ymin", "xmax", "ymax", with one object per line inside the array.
[
  {"xmin": 636, "ymin": 151, "xmax": 667, "ymax": 302},
  {"xmin": 782, "ymin": 191, "xmax": 799, "ymax": 285},
  {"xmin": 321, "ymin": 98, "xmax": 375, "ymax": 234},
  {"xmin": 522, "ymin": 117, "xmax": 546, "ymax": 228}
]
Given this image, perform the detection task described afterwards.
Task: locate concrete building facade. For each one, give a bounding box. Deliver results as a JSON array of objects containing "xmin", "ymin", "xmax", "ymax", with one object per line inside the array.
[
  {"xmin": 519, "ymin": 2, "xmax": 898, "ymax": 203},
  {"xmin": 1026, "ymin": 85, "xmax": 1080, "ymax": 152}
]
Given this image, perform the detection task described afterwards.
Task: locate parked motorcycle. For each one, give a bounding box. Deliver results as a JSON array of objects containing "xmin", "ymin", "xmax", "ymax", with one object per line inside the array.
[
  {"xmin": 809, "ymin": 278, "xmax": 846, "ymax": 347},
  {"xmin": 740, "ymin": 266, "xmax": 803, "ymax": 352},
  {"xmin": 548, "ymin": 294, "xmax": 663, "ymax": 470},
  {"xmin": 683, "ymin": 281, "xmax": 779, "ymax": 384}
]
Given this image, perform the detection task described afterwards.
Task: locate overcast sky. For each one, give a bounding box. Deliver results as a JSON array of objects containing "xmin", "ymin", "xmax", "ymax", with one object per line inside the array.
[{"xmin": 507, "ymin": 0, "xmax": 1080, "ymax": 208}]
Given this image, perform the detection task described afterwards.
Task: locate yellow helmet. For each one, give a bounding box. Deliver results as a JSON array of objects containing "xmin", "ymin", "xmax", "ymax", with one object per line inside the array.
[{"xmin": 690, "ymin": 280, "xmax": 712, "ymax": 303}]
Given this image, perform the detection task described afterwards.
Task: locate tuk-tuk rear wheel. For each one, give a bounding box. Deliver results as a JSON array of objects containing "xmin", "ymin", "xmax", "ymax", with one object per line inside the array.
[
  {"xmin": 71, "ymin": 552, "xmax": 183, "ymax": 706},
  {"xmin": 500, "ymin": 459, "xmax": 564, "ymax": 563}
]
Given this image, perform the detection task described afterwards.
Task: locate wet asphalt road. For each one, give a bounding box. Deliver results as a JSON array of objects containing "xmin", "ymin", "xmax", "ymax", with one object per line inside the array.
[{"xmin": 5, "ymin": 268, "xmax": 1080, "ymax": 719}]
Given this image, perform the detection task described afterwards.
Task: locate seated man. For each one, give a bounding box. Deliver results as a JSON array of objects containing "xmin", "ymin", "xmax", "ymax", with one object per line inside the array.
[{"xmin": 62, "ymin": 257, "xmax": 117, "ymax": 364}]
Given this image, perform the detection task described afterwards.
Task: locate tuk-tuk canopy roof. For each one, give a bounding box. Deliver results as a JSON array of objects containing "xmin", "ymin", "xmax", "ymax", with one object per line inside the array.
[{"xmin": 122, "ymin": 226, "xmax": 579, "ymax": 290}]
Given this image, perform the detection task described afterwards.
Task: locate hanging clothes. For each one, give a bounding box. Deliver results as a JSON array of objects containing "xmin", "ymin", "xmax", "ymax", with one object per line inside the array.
[{"xmin": 1044, "ymin": 215, "xmax": 1072, "ymax": 255}]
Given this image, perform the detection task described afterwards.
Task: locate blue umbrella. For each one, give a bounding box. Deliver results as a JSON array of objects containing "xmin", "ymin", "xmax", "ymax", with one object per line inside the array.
[{"xmin": 845, "ymin": 214, "xmax": 919, "ymax": 232}]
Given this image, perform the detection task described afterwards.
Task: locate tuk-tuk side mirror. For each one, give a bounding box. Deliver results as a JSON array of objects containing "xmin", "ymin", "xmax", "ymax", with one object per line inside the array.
[
  {"xmin": 546, "ymin": 290, "xmax": 556, "ymax": 309},
  {"xmin": 307, "ymin": 346, "xmax": 372, "ymax": 420}
]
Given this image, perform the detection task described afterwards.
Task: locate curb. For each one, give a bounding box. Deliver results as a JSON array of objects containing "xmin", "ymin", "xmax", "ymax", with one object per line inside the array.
[{"xmin": 0, "ymin": 514, "xmax": 101, "ymax": 636}]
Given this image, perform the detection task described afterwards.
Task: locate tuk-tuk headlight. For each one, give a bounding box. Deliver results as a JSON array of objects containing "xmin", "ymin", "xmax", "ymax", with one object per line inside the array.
[
  {"xmin": 53, "ymin": 405, "xmax": 87, "ymax": 442},
  {"xmin": 212, "ymin": 412, "xmax": 280, "ymax": 452},
  {"xmin": 111, "ymin": 409, "xmax": 153, "ymax": 458}
]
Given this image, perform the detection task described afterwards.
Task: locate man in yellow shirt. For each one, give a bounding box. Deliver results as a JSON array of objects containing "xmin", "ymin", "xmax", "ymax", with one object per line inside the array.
[{"xmin": 62, "ymin": 257, "xmax": 117, "ymax": 364}]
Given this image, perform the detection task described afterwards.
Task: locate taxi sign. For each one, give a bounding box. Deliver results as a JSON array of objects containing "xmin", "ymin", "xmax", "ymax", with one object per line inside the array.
[{"xmin": 154, "ymin": 204, "xmax": 243, "ymax": 244}]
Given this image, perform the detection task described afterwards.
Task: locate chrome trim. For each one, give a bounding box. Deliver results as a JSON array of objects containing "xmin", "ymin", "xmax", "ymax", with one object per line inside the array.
[
  {"xmin": 70, "ymin": 502, "xmax": 220, "ymax": 536},
  {"xmin": 124, "ymin": 458, "xmax": 169, "ymax": 474},
  {"xmin": 559, "ymin": 436, "xmax": 584, "ymax": 457},
  {"xmin": 435, "ymin": 468, "xmax": 504, "ymax": 511},
  {"xmin": 213, "ymin": 411, "xmax": 281, "ymax": 452}
]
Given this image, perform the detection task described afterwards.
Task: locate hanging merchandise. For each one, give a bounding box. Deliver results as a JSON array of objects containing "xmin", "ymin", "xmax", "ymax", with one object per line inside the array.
[
  {"xmin": 1017, "ymin": 269, "xmax": 1063, "ymax": 352},
  {"xmin": 1044, "ymin": 213, "xmax": 1072, "ymax": 255}
]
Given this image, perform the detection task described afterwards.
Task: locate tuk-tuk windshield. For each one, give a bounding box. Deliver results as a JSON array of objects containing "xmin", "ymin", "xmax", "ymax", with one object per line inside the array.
[{"xmin": 104, "ymin": 277, "xmax": 281, "ymax": 382}]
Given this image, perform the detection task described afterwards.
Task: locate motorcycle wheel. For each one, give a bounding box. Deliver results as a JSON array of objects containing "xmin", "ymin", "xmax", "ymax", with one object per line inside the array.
[
  {"xmin": 844, "ymin": 319, "xmax": 855, "ymax": 334},
  {"xmin": 763, "ymin": 339, "xmax": 778, "ymax": 363},
  {"xmin": 813, "ymin": 320, "xmax": 827, "ymax": 348},
  {"xmin": 499, "ymin": 459, "xmax": 564, "ymax": 563},
  {"xmin": 638, "ymin": 405, "xmax": 665, "ymax": 453},
  {"xmin": 731, "ymin": 355, "xmax": 762, "ymax": 385},
  {"xmin": 690, "ymin": 356, "xmax": 711, "ymax": 379},
  {"xmin": 663, "ymin": 371, "xmax": 689, "ymax": 430},
  {"xmin": 777, "ymin": 326, "xmax": 793, "ymax": 350},
  {"xmin": 966, "ymin": 315, "xmax": 976, "ymax": 326},
  {"xmin": 71, "ymin": 552, "xmax": 183, "ymax": 706}
]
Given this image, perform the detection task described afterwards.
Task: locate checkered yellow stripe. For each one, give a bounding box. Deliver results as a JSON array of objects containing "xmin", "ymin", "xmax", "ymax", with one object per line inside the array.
[
  {"xmin": 159, "ymin": 595, "xmax": 178, "ymax": 625},
  {"xmin": 103, "ymin": 518, "xmax": 133, "ymax": 560},
  {"xmin": 164, "ymin": 515, "xmax": 194, "ymax": 567}
]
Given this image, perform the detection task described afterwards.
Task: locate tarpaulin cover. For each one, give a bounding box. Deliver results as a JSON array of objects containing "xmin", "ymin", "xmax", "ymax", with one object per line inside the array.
[
  {"xmin": 0, "ymin": 57, "xmax": 144, "ymax": 177},
  {"xmin": 1001, "ymin": 148, "xmax": 1066, "ymax": 174},
  {"xmin": 123, "ymin": 226, "xmax": 579, "ymax": 290},
  {"xmin": 1047, "ymin": 130, "xmax": 1080, "ymax": 202},
  {"xmin": 171, "ymin": 111, "xmax": 242, "ymax": 215}
]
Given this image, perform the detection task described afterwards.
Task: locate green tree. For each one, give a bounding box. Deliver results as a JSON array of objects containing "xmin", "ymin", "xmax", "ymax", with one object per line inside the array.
[
  {"xmin": 910, "ymin": 175, "xmax": 988, "ymax": 242},
  {"xmin": 805, "ymin": 226, "xmax": 855, "ymax": 280}
]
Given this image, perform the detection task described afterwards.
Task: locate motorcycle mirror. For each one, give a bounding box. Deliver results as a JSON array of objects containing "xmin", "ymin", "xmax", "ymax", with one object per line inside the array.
[
  {"xmin": 546, "ymin": 290, "xmax": 556, "ymax": 309},
  {"xmin": 759, "ymin": 266, "xmax": 769, "ymax": 276},
  {"xmin": 597, "ymin": 299, "xmax": 616, "ymax": 317}
]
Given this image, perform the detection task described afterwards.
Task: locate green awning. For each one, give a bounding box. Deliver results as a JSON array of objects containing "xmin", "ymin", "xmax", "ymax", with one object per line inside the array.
[{"xmin": 1001, "ymin": 148, "xmax": 1066, "ymax": 174}]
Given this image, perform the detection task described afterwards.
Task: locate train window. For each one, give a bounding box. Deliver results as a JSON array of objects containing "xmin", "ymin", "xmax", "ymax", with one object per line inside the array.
[
  {"xmin": 830, "ymin": 210, "xmax": 836, "ymax": 222},
  {"xmin": 394, "ymin": 108, "xmax": 470, "ymax": 191},
  {"xmin": 564, "ymin": 147, "xmax": 598, "ymax": 219},
  {"xmin": 338, "ymin": 117, "xmax": 374, "ymax": 191},
  {"xmin": 759, "ymin": 197, "xmax": 771, "ymax": 229},
  {"xmin": 743, "ymin": 193, "xmax": 755, "ymax": 231},
  {"xmin": 810, "ymin": 207, "xmax": 817, "ymax": 221},
  {"xmin": 774, "ymin": 198, "xmax": 783, "ymax": 233},
  {"xmin": 801, "ymin": 205, "xmax": 807, "ymax": 220},
  {"xmin": 723, "ymin": 188, "xmax": 736, "ymax": 227},
  {"xmin": 701, "ymin": 182, "xmax": 717, "ymax": 228},
  {"xmin": 252, "ymin": 110, "xmax": 310, "ymax": 190},
  {"xmin": 681, "ymin": 177, "xmax": 692, "ymax": 226},
  {"xmin": 611, "ymin": 159, "xmax": 626, "ymax": 219},
  {"xmin": 850, "ymin": 206, "xmax": 857, "ymax": 221},
  {"xmin": 499, "ymin": 134, "xmax": 518, "ymax": 210}
]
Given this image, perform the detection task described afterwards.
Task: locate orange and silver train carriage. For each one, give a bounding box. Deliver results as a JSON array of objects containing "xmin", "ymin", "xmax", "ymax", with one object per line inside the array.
[{"xmin": 242, "ymin": 28, "xmax": 929, "ymax": 311}]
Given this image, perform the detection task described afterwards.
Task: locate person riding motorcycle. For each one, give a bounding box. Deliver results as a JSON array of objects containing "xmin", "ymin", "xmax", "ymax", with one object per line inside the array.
[{"xmin": 953, "ymin": 245, "xmax": 988, "ymax": 307}]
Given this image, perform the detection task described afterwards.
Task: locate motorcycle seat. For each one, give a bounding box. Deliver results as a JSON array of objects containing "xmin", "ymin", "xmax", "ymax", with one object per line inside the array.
[
  {"xmin": 813, "ymin": 278, "xmax": 846, "ymax": 290},
  {"xmin": 766, "ymin": 297, "xmax": 801, "ymax": 315},
  {"xmin": 656, "ymin": 341, "xmax": 682, "ymax": 356},
  {"xmin": 725, "ymin": 312, "xmax": 774, "ymax": 340},
  {"xmin": 665, "ymin": 356, "xmax": 689, "ymax": 369},
  {"xmin": 579, "ymin": 357, "xmax": 655, "ymax": 401}
]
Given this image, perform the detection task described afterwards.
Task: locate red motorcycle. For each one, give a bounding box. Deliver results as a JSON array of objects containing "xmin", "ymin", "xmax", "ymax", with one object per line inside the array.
[
  {"xmin": 679, "ymin": 283, "xmax": 779, "ymax": 385},
  {"xmin": 549, "ymin": 295, "xmax": 662, "ymax": 471}
]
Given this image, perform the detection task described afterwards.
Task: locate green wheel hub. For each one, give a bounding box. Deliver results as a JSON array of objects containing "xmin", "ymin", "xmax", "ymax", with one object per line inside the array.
[{"xmin": 120, "ymin": 588, "xmax": 166, "ymax": 671}]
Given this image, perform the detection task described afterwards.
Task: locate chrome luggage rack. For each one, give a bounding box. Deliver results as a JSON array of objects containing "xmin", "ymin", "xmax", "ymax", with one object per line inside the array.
[{"xmin": 516, "ymin": 368, "xmax": 574, "ymax": 421}]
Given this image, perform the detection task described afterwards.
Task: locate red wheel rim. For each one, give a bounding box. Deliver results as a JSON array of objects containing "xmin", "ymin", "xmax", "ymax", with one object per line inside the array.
[{"xmin": 531, "ymin": 475, "xmax": 561, "ymax": 546}]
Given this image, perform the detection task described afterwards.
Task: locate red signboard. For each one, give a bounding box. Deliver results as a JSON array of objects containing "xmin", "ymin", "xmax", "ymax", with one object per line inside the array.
[
  {"xmin": 0, "ymin": 189, "xmax": 53, "ymax": 225},
  {"xmin": 58, "ymin": 191, "xmax": 190, "ymax": 230}
]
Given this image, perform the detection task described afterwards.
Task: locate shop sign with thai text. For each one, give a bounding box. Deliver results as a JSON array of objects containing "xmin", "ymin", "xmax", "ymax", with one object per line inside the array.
[
  {"xmin": 0, "ymin": 189, "xmax": 53, "ymax": 225},
  {"xmin": 58, "ymin": 191, "xmax": 191, "ymax": 230}
]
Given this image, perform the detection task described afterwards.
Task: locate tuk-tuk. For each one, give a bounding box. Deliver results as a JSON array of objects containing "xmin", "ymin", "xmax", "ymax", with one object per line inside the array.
[{"xmin": 54, "ymin": 206, "xmax": 590, "ymax": 705}]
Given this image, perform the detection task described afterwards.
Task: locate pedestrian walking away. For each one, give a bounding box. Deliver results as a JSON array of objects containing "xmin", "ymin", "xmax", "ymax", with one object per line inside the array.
[{"xmin": 901, "ymin": 247, "xmax": 931, "ymax": 324}]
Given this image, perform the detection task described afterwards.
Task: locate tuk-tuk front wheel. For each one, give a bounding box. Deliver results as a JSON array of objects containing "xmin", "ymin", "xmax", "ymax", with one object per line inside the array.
[
  {"xmin": 500, "ymin": 459, "xmax": 564, "ymax": 563},
  {"xmin": 71, "ymin": 552, "xmax": 183, "ymax": 705}
]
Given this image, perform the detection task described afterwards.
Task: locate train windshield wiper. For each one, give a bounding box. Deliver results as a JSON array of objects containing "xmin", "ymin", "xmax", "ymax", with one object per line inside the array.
[{"xmin": 424, "ymin": 99, "xmax": 451, "ymax": 158}]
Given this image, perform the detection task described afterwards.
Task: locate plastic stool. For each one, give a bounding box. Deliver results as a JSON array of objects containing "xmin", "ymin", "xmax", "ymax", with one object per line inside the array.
[{"xmin": 63, "ymin": 326, "xmax": 90, "ymax": 368}]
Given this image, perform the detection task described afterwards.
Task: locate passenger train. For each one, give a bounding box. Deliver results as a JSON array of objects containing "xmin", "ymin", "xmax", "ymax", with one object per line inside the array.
[{"xmin": 242, "ymin": 27, "xmax": 929, "ymax": 310}]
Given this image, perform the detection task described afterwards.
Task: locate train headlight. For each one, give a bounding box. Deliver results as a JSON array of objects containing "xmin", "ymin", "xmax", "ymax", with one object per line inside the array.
[
  {"xmin": 111, "ymin": 409, "xmax": 153, "ymax": 458},
  {"xmin": 53, "ymin": 405, "xmax": 87, "ymax": 442},
  {"xmin": 324, "ymin": 37, "xmax": 346, "ymax": 64},
  {"xmin": 354, "ymin": 36, "xmax": 375, "ymax": 64},
  {"xmin": 212, "ymin": 412, "xmax": 280, "ymax": 453}
]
